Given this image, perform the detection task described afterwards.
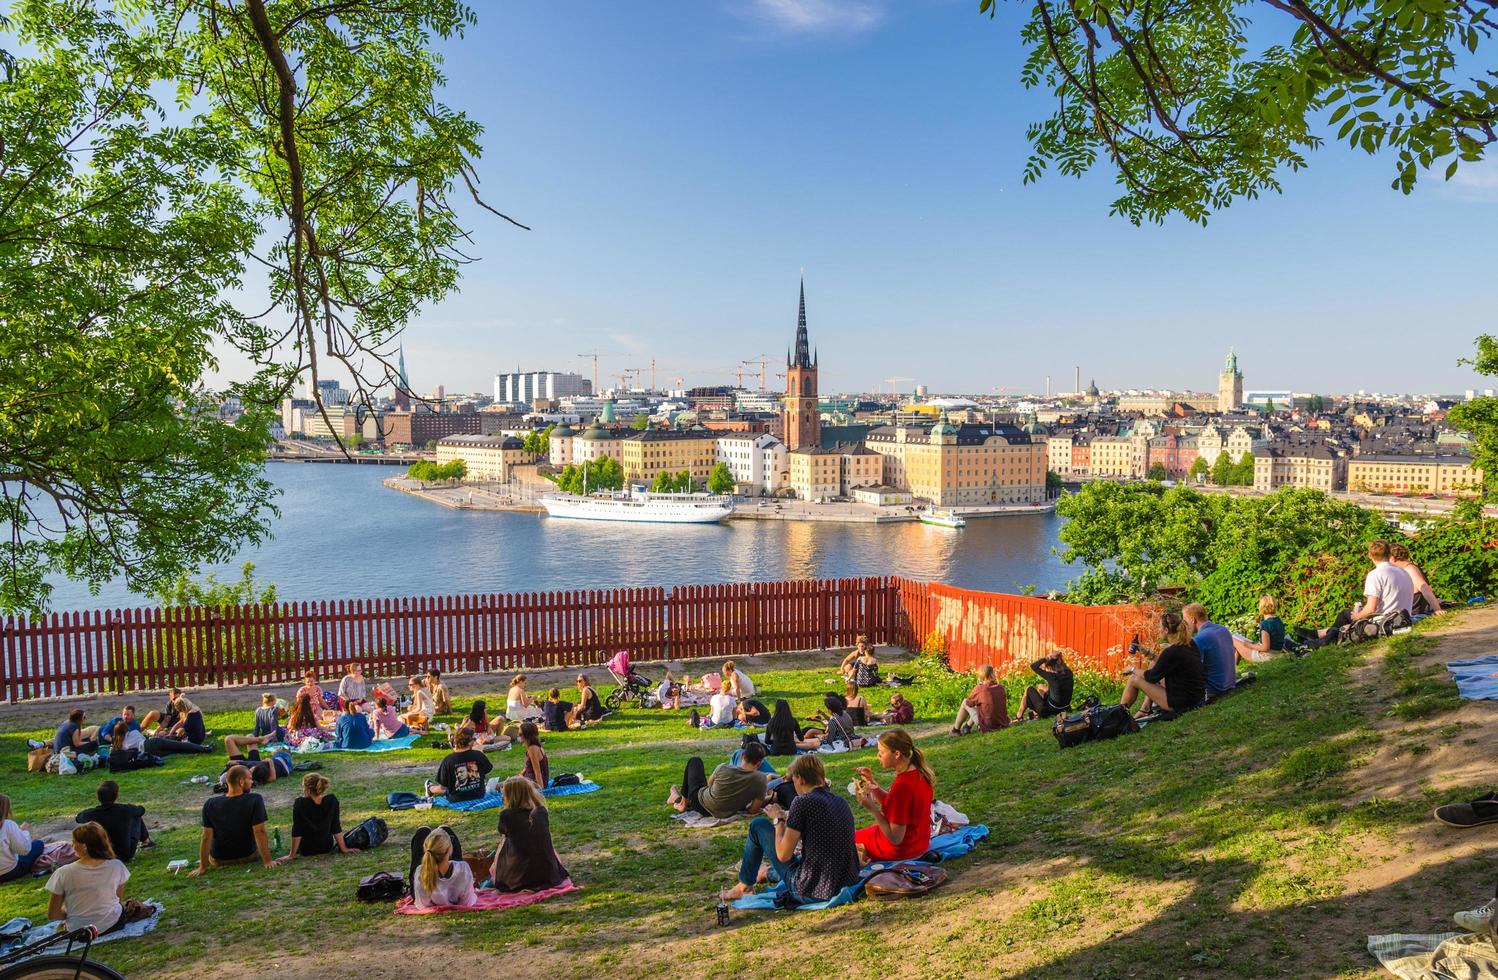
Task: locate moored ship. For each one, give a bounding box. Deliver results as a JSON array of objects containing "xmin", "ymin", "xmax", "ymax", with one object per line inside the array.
[{"xmin": 539, "ymin": 489, "xmax": 734, "ymax": 524}]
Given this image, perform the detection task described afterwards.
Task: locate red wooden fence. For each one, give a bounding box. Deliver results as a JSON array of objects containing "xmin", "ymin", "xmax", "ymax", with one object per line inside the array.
[{"xmin": 0, "ymin": 577, "xmax": 1153, "ymax": 702}]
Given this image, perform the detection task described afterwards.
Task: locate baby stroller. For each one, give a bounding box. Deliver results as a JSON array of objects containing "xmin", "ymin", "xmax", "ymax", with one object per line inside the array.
[{"xmin": 604, "ymin": 650, "xmax": 655, "ymax": 710}]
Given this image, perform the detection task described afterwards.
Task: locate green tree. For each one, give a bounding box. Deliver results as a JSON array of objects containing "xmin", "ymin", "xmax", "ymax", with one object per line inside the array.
[
  {"xmin": 631, "ymin": 413, "xmax": 651, "ymax": 431},
  {"xmin": 1146, "ymin": 462, "xmax": 1169, "ymax": 481},
  {"xmin": 345, "ymin": 433, "xmax": 364, "ymax": 450},
  {"xmin": 708, "ymin": 463, "xmax": 736, "ymax": 495},
  {"xmin": 982, "ymin": 0, "xmax": 1498, "ymax": 224},
  {"xmin": 1231, "ymin": 452, "xmax": 1257, "ymax": 486},
  {"xmin": 1211, "ymin": 452, "xmax": 1235, "ymax": 487},
  {"xmin": 1045, "ymin": 471, "xmax": 1064, "ymax": 496},
  {"xmin": 522, "ymin": 431, "xmax": 540, "ymax": 455},
  {"xmin": 0, "ymin": 1, "xmax": 519, "ymax": 615},
  {"xmin": 1188, "ymin": 456, "xmax": 1209, "ymax": 482},
  {"xmin": 1264, "ymin": 399, "xmax": 1276, "ymax": 416},
  {"xmin": 1445, "ymin": 336, "xmax": 1498, "ymax": 499},
  {"xmin": 153, "ymin": 562, "xmax": 277, "ymax": 609}
]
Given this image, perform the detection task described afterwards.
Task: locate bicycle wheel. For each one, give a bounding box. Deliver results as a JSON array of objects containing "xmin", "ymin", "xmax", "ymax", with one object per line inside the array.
[{"xmin": 0, "ymin": 956, "xmax": 126, "ymax": 980}]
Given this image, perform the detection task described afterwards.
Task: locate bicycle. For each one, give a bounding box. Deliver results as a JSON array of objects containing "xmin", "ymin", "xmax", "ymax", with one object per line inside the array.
[{"xmin": 0, "ymin": 927, "xmax": 124, "ymax": 980}]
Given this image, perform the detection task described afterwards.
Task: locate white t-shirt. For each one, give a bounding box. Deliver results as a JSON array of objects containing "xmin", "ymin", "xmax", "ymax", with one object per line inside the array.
[
  {"xmin": 0, "ymin": 819, "xmax": 32, "ymax": 875},
  {"xmin": 708, "ymin": 692, "xmax": 736, "ymax": 726},
  {"xmin": 121, "ymin": 729, "xmax": 146, "ymax": 752},
  {"xmin": 409, "ymin": 688, "xmax": 435, "ymax": 716},
  {"xmin": 45, "ymin": 859, "xmax": 127, "ymax": 933},
  {"xmin": 730, "ymin": 669, "xmax": 756, "ymax": 697},
  {"xmin": 413, "ymin": 860, "xmax": 476, "ymax": 909},
  {"xmin": 1363, "ymin": 561, "xmax": 1414, "ymax": 617}
]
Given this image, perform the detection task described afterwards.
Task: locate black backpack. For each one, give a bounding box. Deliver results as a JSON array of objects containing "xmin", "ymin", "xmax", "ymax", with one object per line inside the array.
[
  {"xmin": 1053, "ymin": 697, "xmax": 1138, "ymax": 749},
  {"xmin": 344, "ymin": 816, "xmax": 388, "ymax": 851},
  {"xmin": 1338, "ymin": 609, "xmax": 1412, "ymax": 645},
  {"xmin": 355, "ymin": 871, "xmax": 404, "ymax": 902}
]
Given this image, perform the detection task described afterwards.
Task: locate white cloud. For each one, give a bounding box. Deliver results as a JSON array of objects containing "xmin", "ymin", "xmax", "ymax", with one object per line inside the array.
[
  {"xmin": 742, "ymin": 0, "xmax": 887, "ymax": 34},
  {"xmin": 1443, "ymin": 158, "xmax": 1498, "ymax": 202}
]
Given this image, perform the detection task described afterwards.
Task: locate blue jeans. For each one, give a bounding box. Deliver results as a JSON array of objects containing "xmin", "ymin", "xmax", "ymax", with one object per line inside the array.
[
  {"xmin": 738, "ymin": 816, "xmax": 797, "ymax": 889},
  {"xmin": 0, "ymin": 839, "xmax": 45, "ymax": 882}
]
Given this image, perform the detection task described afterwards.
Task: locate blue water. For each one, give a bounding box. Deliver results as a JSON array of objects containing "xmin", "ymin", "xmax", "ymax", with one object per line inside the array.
[{"xmin": 43, "ymin": 464, "xmax": 1076, "ymax": 611}]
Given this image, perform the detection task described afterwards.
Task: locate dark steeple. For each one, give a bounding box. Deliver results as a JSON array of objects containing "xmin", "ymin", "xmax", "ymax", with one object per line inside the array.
[{"xmin": 790, "ymin": 276, "xmax": 813, "ymax": 369}]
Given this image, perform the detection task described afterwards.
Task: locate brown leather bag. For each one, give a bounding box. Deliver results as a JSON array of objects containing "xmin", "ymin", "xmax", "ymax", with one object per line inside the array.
[
  {"xmin": 865, "ymin": 862, "xmax": 948, "ymax": 899},
  {"xmin": 27, "ymin": 747, "xmax": 51, "ymax": 772}
]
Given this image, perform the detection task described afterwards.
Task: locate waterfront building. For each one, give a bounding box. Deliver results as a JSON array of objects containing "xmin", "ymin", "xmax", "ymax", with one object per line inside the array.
[
  {"xmin": 1089, "ymin": 435, "xmax": 1134, "ymax": 478},
  {"xmin": 787, "ymin": 446, "xmax": 841, "ymax": 502},
  {"xmin": 493, "ymin": 370, "xmax": 592, "ymax": 406},
  {"xmin": 1347, "ymin": 453, "xmax": 1482, "ymax": 496},
  {"xmin": 783, "ymin": 279, "xmax": 821, "ymax": 451},
  {"xmin": 620, "ymin": 429, "xmax": 720, "ymax": 487},
  {"xmin": 1218, "ymin": 348, "xmax": 1244, "ymax": 413},
  {"xmin": 863, "ymin": 415, "xmax": 1046, "ymax": 506},
  {"xmin": 1253, "ymin": 442, "xmax": 1346, "ymax": 492},
  {"xmin": 380, "ymin": 410, "xmax": 493, "ymax": 447},
  {"xmin": 716, "ymin": 433, "xmax": 787, "ymax": 496},
  {"xmin": 572, "ymin": 415, "xmax": 625, "ymax": 466},
  {"xmin": 548, "ymin": 421, "xmax": 577, "ymax": 467},
  {"xmin": 435, "ymin": 434, "xmax": 536, "ymax": 482}
]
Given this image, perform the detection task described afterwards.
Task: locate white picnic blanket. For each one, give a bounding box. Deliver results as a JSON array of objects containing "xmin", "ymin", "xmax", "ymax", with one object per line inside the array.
[
  {"xmin": 670, "ymin": 810, "xmax": 749, "ymax": 830},
  {"xmin": 1368, "ymin": 932, "xmax": 1498, "ymax": 979}
]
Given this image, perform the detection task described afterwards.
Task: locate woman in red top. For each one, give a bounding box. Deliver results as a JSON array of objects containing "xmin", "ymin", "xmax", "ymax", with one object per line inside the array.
[{"xmin": 852, "ymin": 729, "xmax": 935, "ymax": 863}]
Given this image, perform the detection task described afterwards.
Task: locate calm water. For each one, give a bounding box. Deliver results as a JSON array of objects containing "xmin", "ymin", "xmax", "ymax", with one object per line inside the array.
[{"xmin": 44, "ymin": 464, "xmax": 1075, "ymax": 611}]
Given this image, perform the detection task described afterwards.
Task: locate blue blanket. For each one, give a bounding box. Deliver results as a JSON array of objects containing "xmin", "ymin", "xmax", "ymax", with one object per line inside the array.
[
  {"xmin": 326, "ymin": 733, "xmax": 421, "ymax": 753},
  {"xmin": 732, "ymin": 824, "xmax": 989, "ymax": 910},
  {"xmin": 1447, "ymin": 655, "xmax": 1498, "ymax": 700},
  {"xmin": 433, "ymin": 781, "xmax": 602, "ymax": 811}
]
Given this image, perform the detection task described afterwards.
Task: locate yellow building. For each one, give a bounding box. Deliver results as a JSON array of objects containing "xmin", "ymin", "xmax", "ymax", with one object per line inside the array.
[
  {"xmin": 1346, "ymin": 454, "xmax": 1482, "ymax": 497},
  {"xmin": 620, "ymin": 429, "xmax": 720, "ymax": 486},
  {"xmin": 1252, "ymin": 443, "xmax": 1346, "ymax": 492},
  {"xmin": 841, "ymin": 446, "xmax": 883, "ymax": 490},
  {"xmin": 863, "ymin": 416, "xmax": 1046, "ymax": 507},
  {"xmin": 1089, "ymin": 436, "xmax": 1134, "ymax": 478},
  {"xmin": 787, "ymin": 447, "xmax": 842, "ymax": 501},
  {"xmin": 434, "ymin": 434, "xmax": 536, "ymax": 482}
]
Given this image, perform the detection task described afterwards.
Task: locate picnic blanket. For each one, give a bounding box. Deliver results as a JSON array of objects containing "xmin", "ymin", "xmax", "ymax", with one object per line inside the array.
[
  {"xmin": 671, "ymin": 810, "xmax": 749, "ymax": 830},
  {"xmin": 433, "ymin": 782, "xmax": 602, "ymax": 811},
  {"xmin": 290, "ymin": 733, "xmax": 421, "ymax": 754},
  {"xmin": 0, "ymin": 903, "xmax": 163, "ymax": 958},
  {"xmin": 1447, "ymin": 656, "xmax": 1498, "ymax": 701},
  {"xmin": 732, "ymin": 824, "xmax": 990, "ymax": 911},
  {"xmin": 1367, "ymin": 932, "xmax": 1498, "ymax": 979},
  {"xmin": 394, "ymin": 880, "xmax": 579, "ymax": 915}
]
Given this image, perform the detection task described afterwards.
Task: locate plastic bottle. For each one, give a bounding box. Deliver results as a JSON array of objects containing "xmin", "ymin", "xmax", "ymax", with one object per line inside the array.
[{"xmin": 273, "ymin": 828, "xmax": 282, "ymax": 853}]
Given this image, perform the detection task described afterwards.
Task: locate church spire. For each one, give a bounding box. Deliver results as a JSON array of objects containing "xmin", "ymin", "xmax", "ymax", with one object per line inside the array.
[{"xmin": 791, "ymin": 276, "xmax": 813, "ymax": 369}]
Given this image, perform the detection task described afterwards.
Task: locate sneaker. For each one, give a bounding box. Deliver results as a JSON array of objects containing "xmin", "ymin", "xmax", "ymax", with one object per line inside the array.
[
  {"xmin": 423, "ymin": 779, "xmax": 434, "ymax": 797},
  {"xmin": 25, "ymin": 739, "xmax": 45, "ymax": 750},
  {"xmin": 1434, "ymin": 791, "xmax": 1498, "ymax": 828},
  {"xmin": 1454, "ymin": 898, "xmax": 1497, "ymax": 932}
]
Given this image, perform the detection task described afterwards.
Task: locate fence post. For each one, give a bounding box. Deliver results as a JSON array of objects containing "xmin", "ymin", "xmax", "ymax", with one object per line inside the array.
[
  {"xmin": 210, "ymin": 614, "xmax": 223, "ymax": 688},
  {"xmin": 108, "ymin": 617, "xmax": 124, "ymax": 698},
  {"xmin": 818, "ymin": 587, "xmax": 830, "ymax": 650}
]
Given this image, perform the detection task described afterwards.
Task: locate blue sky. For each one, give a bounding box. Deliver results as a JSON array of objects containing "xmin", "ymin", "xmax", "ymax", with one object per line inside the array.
[{"xmin": 380, "ymin": 0, "xmax": 1498, "ymax": 398}]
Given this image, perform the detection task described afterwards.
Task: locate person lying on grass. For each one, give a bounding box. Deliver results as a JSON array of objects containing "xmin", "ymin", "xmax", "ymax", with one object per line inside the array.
[
  {"xmin": 412, "ymin": 827, "xmax": 475, "ymax": 910},
  {"xmin": 427, "ymin": 728, "xmax": 493, "ymax": 802},
  {"xmin": 668, "ymin": 740, "xmax": 769, "ymax": 819},
  {"xmin": 191, "ymin": 765, "xmax": 272, "ymax": 877},
  {"xmin": 490, "ymin": 776, "xmax": 569, "ymax": 893},
  {"xmin": 219, "ymin": 735, "xmax": 293, "ymax": 785},
  {"xmin": 46, "ymin": 822, "xmax": 154, "ymax": 936},
  {"xmin": 951, "ymin": 664, "xmax": 1009, "ymax": 736},
  {"xmin": 274, "ymin": 773, "xmax": 359, "ymax": 865},
  {"xmin": 657, "ymin": 669, "xmax": 683, "ymax": 710},
  {"xmin": 853, "ymin": 729, "xmax": 934, "ymax": 863},
  {"xmin": 720, "ymin": 753, "xmax": 860, "ymax": 905},
  {"xmin": 1120, "ymin": 611, "xmax": 1205, "ymax": 721}
]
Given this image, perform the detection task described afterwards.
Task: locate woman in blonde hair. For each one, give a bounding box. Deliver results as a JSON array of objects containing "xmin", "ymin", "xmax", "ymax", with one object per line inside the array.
[
  {"xmin": 852, "ymin": 729, "xmax": 935, "ymax": 863},
  {"xmin": 276, "ymin": 773, "xmax": 358, "ymax": 865},
  {"xmin": 411, "ymin": 828, "xmax": 475, "ymax": 909},
  {"xmin": 1121, "ymin": 610, "xmax": 1206, "ymax": 719},
  {"xmin": 45, "ymin": 822, "xmax": 151, "ymax": 934},
  {"xmin": 1233, "ymin": 595, "xmax": 1287, "ymax": 663},
  {"xmin": 490, "ymin": 776, "xmax": 568, "ymax": 893},
  {"xmin": 505, "ymin": 675, "xmax": 543, "ymax": 722}
]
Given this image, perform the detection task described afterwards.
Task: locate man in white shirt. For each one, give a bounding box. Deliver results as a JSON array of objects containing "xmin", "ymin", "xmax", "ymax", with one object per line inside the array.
[{"xmin": 1308, "ymin": 539, "xmax": 1413, "ymax": 645}]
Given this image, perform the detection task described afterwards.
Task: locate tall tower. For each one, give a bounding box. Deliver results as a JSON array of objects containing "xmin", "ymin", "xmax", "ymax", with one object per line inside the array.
[
  {"xmin": 1218, "ymin": 347, "xmax": 1243, "ymax": 413},
  {"xmin": 783, "ymin": 277, "xmax": 821, "ymax": 451},
  {"xmin": 393, "ymin": 344, "xmax": 411, "ymax": 410}
]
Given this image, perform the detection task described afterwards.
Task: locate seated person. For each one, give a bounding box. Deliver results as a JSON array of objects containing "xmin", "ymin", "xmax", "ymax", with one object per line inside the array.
[
  {"xmin": 1019, "ymin": 650, "xmax": 1074, "ymax": 720},
  {"xmin": 1122, "ymin": 611, "xmax": 1206, "ymax": 719},
  {"xmin": 427, "ymin": 729, "xmax": 493, "ymax": 802},
  {"xmin": 872, "ymin": 692, "xmax": 914, "ymax": 726},
  {"xmin": 370, "ymin": 695, "xmax": 409, "ymax": 740},
  {"xmin": 142, "ymin": 695, "xmax": 215, "ymax": 755},
  {"xmin": 542, "ymin": 689, "xmax": 576, "ymax": 733},
  {"xmin": 720, "ymin": 754, "xmax": 860, "ymax": 904},
  {"xmin": 705, "ymin": 688, "xmax": 737, "ymax": 728},
  {"xmin": 456, "ymin": 700, "xmax": 511, "ymax": 750},
  {"xmin": 54, "ymin": 709, "xmax": 100, "ymax": 756},
  {"xmin": 337, "ymin": 663, "xmax": 368, "ymax": 708},
  {"xmin": 1391, "ymin": 543, "xmax": 1446, "ymax": 616},
  {"xmin": 189, "ymin": 765, "xmax": 272, "ymax": 876},
  {"xmin": 98, "ymin": 706, "xmax": 141, "ymax": 745},
  {"xmin": 1234, "ymin": 595, "xmax": 1287, "ymax": 663},
  {"xmin": 720, "ymin": 660, "xmax": 756, "ymax": 698},
  {"xmin": 574, "ymin": 675, "xmax": 605, "ymax": 724},
  {"xmin": 426, "ymin": 668, "xmax": 451, "ymax": 716},
  {"xmin": 517, "ymin": 723, "xmax": 550, "ymax": 789},
  {"xmin": 656, "ymin": 670, "xmax": 682, "ymax": 710},
  {"xmin": 297, "ymin": 670, "xmax": 330, "ymax": 713},
  {"xmin": 504, "ymin": 675, "xmax": 543, "ymax": 723},
  {"xmin": 170, "ymin": 692, "xmax": 209, "ymax": 744},
  {"xmin": 1303, "ymin": 540, "xmax": 1414, "ymax": 648},
  {"xmin": 46, "ymin": 823, "xmax": 151, "ymax": 936},
  {"xmin": 139, "ymin": 688, "xmax": 184, "ymax": 737},
  {"xmin": 736, "ymin": 698, "xmax": 770, "ymax": 726},
  {"xmin": 841, "ymin": 636, "xmax": 881, "ymax": 687},
  {"xmin": 107, "ymin": 725, "xmax": 160, "ymax": 772},
  {"xmin": 283, "ymin": 691, "xmax": 333, "ymax": 749},
  {"xmin": 853, "ymin": 730, "xmax": 934, "ymax": 863},
  {"xmin": 490, "ymin": 777, "xmax": 569, "ymax": 893},
  {"xmin": 764, "ymin": 699, "xmax": 830, "ymax": 754},
  {"xmin": 403, "ymin": 676, "xmax": 435, "ymax": 730},
  {"xmin": 76, "ymin": 781, "xmax": 151, "ymax": 863},
  {"xmin": 412, "ymin": 828, "xmax": 474, "ymax": 909},
  {"xmin": 804, "ymin": 693, "xmax": 858, "ymax": 745},
  {"xmin": 843, "ymin": 682, "xmax": 870, "ymax": 726},
  {"xmin": 667, "ymin": 742, "xmax": 769, "ymax": 818},
  {"xmin": 0, "ymin": 795, "xmax": 45, "ymax": 884},
  {"xmin": 252, "ymin": 693, "xmax": 286, "ymax": 741},
  {"xmin": 952, "ymin": 664, "xmax": 1009, "ymax": 735},
  {"xmin": 275, "ymin": 773, "xmax": 357, "ymax": 864},
  {"xmin": 332, "ymin": 700, "xmax": 374, "ymax": 750}
]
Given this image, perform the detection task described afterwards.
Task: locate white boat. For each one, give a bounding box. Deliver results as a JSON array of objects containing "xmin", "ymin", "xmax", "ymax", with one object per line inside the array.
[
  {"xmin": 919, "ymin": 508, "xmax": 967, "ymax": 529},
  {"xmin": 540, "ymin": 489, "xmax": 734, "ymax": 524}
]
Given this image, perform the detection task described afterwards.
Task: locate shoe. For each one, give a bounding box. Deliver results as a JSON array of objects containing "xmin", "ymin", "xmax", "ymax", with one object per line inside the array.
[
  {"xmin": 25, "ymin": 739, "xmax": 45, "ymax": 750},
  {"xmin": 1454, "ymin": 898, "xmax": 1497, "ymax": 932},
  {"xmin": 1434, "ymin": 791, "xmax": 1498, "ymax": 828},
  {"xmin": 423, "ymin": 779, "xmax": 434, "ymax": 797}
]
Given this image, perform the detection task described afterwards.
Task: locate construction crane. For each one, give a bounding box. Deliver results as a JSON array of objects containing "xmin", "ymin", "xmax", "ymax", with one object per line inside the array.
[
  {"xmin": 884, "ymin": 376, "xmax": 914, "ymax": 397},
  {"xmin": 742, "ymin": 355, "xmax": 768, "ymax": 390},
  {"xmin": 576, "ymin": 350, "xmax": 620, "ymax": 393}
]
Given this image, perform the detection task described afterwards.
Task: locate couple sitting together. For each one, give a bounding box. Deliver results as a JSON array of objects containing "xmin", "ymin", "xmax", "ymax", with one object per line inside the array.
[
  {"xmin": 424, "ymin": 725, "xmax": 554, "ymax": 801},
  {"xmin": 408, "ymin": 777, "xmax": 569, "ymax": 908}
]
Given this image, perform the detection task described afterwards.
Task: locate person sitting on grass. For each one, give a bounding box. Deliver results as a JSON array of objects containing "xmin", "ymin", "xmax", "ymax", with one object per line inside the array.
[
  {"xmin": 98, "ymin": 706, "xmax": 140, "ymax": 746},
  {"xmin": 574, "ymin": 675, "xmax": 605, "ymax": 724},
  {"xmin": 764, "ymin": 698, "xmax": 833, "ymax": 753},
  {"xmin": 426, "ymin": 668, "xmax": 452, "ymax": 716},
  {"xmin": 426, "ymin": 729, "xmax": 493, "ymax": 802},
  {"xmin": 720, "ymin": 754, "xmax": 860, "ymax": 905},
  {"xmin": 1018, "ymin": 649, "xmax": 1074, "ymax": 721},
  {"xmin": 505, "ymin": 675, "xmax": 543, "ymax": 723},
  {"xmin": 337, "ymin": 663, "xmax": 367, "ymax": 709},
  {"xmin": 0, "ymin": 794, "xmax": 46, "ymax": 884},
  {"xmin": 490, "ymin": 776, "xmax": 569, "ymax": 893},
  {"xmin": 804, "ymin": 693, "xmax": 858, "ymax": 745},
  {"xmin": 142, "ymin": 694, "xmax": 215, "ymax": 755},
  {"xmin": 284, "ymin": 691, "xmax": 333, "ymax": 749},
  {"xmin": 721, "ymin": 660, "xmax": 756, "ymax": 698},
  {"xmin": 853, "ymin": 729, "xmax": 935, "ymax": 863},
  {"xmin": 107, "ymin": 724, "xmax": 159, "ymax": 772},
  {"xmin": 54, "ymin": 708, "xmax": 100, "ymax": 757},
  {"xmin": 668, "ymin": 741, "xmax": 770, "ymax": 819},
  {"xmin": 77, "ymin": 781, "xmax": 152, "ymax": 863},
  {"xmin": 951, "ymin": 664, "xmax": 1009, "ymax": 735},
  {"xmin": 457, "ymin": 700, "xmax": 511, "ymax": 750},
  {"xmin": 412, "ymin": 827, "xmax": 474, "ymax": 909},
  {"xmin": 253, "ymin": 693, "xmax": 286, "ymax": 741},
  {"xmin": 657, "ymin": 669, "xmax": 682, "ymax": 710},
  {"xmin": 1121, "ymin": 611, "xmax": 1206, "ymax": 720},
  {"xmin": 542, "ymin": 688, "xmax": 576, "ymax": 733},
  {"xmin": 371, "ymin": 695, "xmax": 409, "ymax": 740},
  {"xmin": 1234, "ymin": 595, "xmax": 1287, "ymax": 663},
  {"xmin": 517, "ymin": 722, "xmax": 551, "ymax": 789},
  {"xmin": 139, "ymin": 688, "xmax": 184, "ymax": 738},
  {"xmin": 704, "ymin": 686, "xmax": 737, "ymax": 728},
  {"xmin": 298, "ymin": 670, "xmax": 329, "ymax": 712},
  {"xmin": 275, "ymin": 773, "xmax": 359, "ymax": 865},
  {"xmin": 1391, "ymin": 543, "xmax": 1446, "ymax": 617},
  {"xmin": 1183, "ymin": 602, "xmax": 1241, "ymax": 698},
  {"xmin": 46, "ymin": 823, "xmax": 153, "ymax": 936},
  {"xmin": 1301, "ymin": 539, "xmax": 1414, "ymax": 648},
  {"xmin": 403, "ymin": 675, "xmax": 435, "ymax": 730},
  {"xmin": 736, "ymin": 697, "xmax": 771, "ymax": 726},
  {"xmin": 872, "ymin": 691, "xmax": 914, "ymax": 726},
  {"xmin": 332, "ymin": 700, "xmax": 374, "ymax": 750},
  {"xmin": 841, "ymin": 636, "xmax": 881, "ymax": 688},
  {"xmin": 843, "ymin": 682, "xmax": 870, "ymax": 726},
  {"xmin": 190, "ymin": 765, "xmax": 272, "ymax": 877}
]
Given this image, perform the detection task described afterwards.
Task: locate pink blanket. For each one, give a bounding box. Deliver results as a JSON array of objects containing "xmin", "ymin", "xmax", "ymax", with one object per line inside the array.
[{"xmin": 394, "ymin": 880, "xmax": 579, "ymax": 914}]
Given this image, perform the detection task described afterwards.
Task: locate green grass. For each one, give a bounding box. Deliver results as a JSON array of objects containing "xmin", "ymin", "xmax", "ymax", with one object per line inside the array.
[{"xmin": 0, "ymin": 619, "xmax": 1481, "ymax": 979}]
